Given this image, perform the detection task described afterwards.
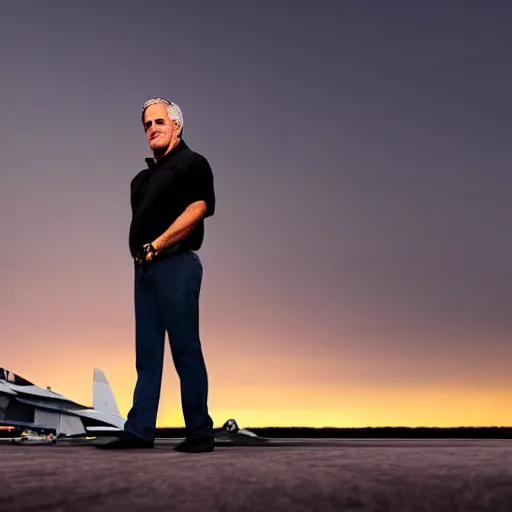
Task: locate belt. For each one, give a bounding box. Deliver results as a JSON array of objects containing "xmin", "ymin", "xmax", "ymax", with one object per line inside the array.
[{"xmin": 158, "ymin": 243, "xmax": 185, "ymax": 258}]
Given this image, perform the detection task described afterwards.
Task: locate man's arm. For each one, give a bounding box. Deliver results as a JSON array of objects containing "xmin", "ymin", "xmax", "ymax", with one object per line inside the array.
[
  {"xmin": 139, "ymin": 155, "xmax": 214, "ymax": 262},
  {"xmin": 149, "ymin": 200, "xmax": 207, "ymax": 257}
]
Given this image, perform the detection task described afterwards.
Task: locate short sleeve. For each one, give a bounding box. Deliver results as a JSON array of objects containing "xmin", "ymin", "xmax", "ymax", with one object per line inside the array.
[
  {"xmin": 183, "ymin": 155, "xmax": 216, "ymax": 218},
  {"xmin": 130, "ymin": 169, "xmax": 149, "ymax": 214}
]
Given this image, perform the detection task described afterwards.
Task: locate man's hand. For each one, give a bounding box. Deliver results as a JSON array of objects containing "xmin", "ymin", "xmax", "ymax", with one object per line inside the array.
[{"xmin": 135, "ymin": 201, "xmax": 207, "ymax": 264}]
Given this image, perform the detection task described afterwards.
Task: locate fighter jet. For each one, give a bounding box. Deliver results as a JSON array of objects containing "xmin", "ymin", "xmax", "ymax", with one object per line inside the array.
[
  {"xmin": 214, "ymin": 418, "xmax": 269, "ymax": 445},
  {"xmin": 0, "ymin": 366, "xmax": 125, "ymax": 439}
]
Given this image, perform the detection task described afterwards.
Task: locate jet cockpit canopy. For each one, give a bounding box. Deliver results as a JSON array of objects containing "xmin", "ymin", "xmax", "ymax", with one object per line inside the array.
[{"xmin": 0, "ymin": 368, "xmax": 35, "ymax": 386}]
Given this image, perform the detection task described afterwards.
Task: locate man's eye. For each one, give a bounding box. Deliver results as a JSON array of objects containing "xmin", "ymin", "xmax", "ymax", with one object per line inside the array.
[{"xmin": 156, "ymin": 120, "xmax": 164, "ymax": 124}]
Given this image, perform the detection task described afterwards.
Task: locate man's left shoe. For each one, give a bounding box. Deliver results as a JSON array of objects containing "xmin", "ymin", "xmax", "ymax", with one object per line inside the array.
[{"xmin": 174, "ymin": 436, "xmax": 215, "ymax": 453}]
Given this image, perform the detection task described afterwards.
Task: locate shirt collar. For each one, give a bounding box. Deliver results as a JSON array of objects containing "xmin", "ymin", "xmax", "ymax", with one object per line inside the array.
[{"xmin": 145, "ymin": 139, "xmax": 187, "ymax": 169}]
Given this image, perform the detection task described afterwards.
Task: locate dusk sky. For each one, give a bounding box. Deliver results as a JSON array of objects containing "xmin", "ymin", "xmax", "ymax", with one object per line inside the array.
[{"xmin": 1, "ymin": 1, "xmax": 511, "ymax": 428}]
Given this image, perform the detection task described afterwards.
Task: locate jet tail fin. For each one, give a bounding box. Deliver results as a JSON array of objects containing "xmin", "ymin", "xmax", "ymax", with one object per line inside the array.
[{"xmin": 93, "ymin": 367, "xmax": 121, "ymax": 417}]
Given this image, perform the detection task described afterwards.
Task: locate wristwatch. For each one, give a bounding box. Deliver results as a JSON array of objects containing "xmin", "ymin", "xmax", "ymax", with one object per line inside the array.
[
  {"xmin": 136, "ymin": 243, "xmax": 156, "ymax": 263},
  {"xmin": 143, "ymin": 243, "xmax": 156, "ymax": 258}
]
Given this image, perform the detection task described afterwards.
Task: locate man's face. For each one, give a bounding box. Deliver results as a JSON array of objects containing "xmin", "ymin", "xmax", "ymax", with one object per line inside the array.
[{"xmin": 143, "ymin": 103, "xmax": 178, "ymax": 151}]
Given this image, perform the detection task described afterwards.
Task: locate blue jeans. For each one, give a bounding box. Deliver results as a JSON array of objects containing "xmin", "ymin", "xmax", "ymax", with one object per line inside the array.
[{"xmin": 124, "ymin": 251, "xmax": 214, "ymax": 441}]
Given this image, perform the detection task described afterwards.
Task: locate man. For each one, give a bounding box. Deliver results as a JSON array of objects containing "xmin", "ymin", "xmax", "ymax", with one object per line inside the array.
[{"xmin": 99, "ymin": 98, "xmax": 215, "ymax": 453}]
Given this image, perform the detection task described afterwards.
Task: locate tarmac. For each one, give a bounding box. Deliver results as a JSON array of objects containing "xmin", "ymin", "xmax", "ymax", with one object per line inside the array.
[{"xmin": 0, "ymin": 438, "xmax": 511, "ymax": 511}]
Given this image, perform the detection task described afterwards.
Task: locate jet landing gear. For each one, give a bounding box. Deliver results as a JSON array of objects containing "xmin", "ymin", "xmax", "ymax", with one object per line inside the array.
[{"xmin": 11, "ymin": 430, "xmax": 57, "ymax": 445}]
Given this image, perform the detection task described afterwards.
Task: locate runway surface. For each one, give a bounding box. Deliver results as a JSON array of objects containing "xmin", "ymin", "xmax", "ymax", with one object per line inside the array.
[{"xmin": 0, "ymin": 439, "xmax": 511, "ymax": 511}]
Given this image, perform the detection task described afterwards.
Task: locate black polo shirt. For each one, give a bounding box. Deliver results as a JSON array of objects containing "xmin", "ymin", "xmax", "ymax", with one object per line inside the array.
[{"xmin": 128, "ymin": 139, "xmax": 215, "ymax": 259}]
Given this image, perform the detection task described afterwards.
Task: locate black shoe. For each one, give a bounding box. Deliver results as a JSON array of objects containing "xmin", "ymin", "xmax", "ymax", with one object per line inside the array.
[
  {"xmin": 174, "ymin": 436, "xmax": 215, "ymax": 453},
  {"xmin": 94, "ymin": 432, "xmax": 154, "ymax": 450}
]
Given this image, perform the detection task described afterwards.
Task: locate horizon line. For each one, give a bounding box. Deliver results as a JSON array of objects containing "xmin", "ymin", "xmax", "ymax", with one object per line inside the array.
[{"xmin": 156, "ymin": 425, "xmax": 512, "ymax": 430}]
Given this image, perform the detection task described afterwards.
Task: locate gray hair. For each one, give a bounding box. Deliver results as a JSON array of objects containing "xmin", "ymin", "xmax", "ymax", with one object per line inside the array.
[{"xmin": 141, "ymin": 98, "xmax": 183, "ymax": 134}]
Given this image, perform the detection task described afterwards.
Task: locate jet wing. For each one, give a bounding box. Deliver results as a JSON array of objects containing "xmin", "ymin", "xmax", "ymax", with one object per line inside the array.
[
  {"xmin": 71, "ymin": 409, "xmax": 126, "ymax": 430},
  {"xmin": 14, "ymin": 396, "xmax": 87, "ymax": 414},
  {"xmin": 0, "ymin": 382, "xmax": 18, "ymax": 396},
  {"xmin": 6, "ymin": 384, "xmax": 70, "ymax": 401}
]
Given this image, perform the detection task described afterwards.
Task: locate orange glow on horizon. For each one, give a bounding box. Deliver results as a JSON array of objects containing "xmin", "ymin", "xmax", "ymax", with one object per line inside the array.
[
  {"xmin": 3, "ymin": 336, "xmax": 511, "ymax": 430},
  {"xmin": 159, "ymin": 387, "xmax": 512, "ymax": 428}
]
